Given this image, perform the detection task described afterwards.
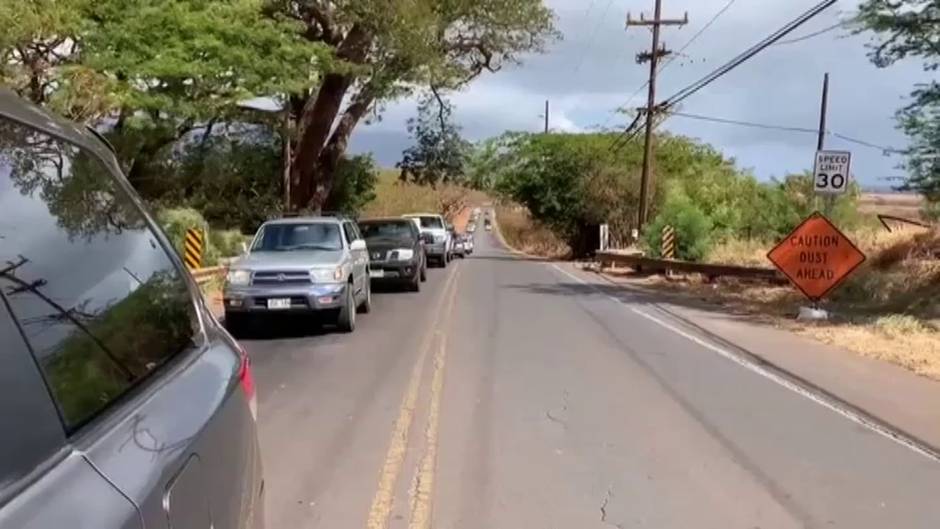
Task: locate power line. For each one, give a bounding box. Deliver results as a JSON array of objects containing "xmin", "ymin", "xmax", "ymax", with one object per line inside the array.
[
  {"xmin": 572, "ymin": 0, "xmax": 618, "ymax": 73},
  {"xmin": 773, "ymin": 22, "xmax": 842, "ymax": 46},
  {"xmin": 669, "ymin": 110, "xmax": 904, "ymax": 154},
  {"xmin": 659, "ymin": 0, "xmax": 741, "ymax": 74},
  {"xmin": 610, "ymin": 0, "xmax": 837, "ymax": 152},
  {"xmin": 661, "ymin": 0, "xmax": 838, "ymax": 110}
]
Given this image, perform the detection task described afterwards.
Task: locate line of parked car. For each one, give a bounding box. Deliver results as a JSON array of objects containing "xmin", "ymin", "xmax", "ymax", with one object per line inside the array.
[
  {"xmin": 222, "ymin": 211, "xmax": 476, "ymax": 335},
  {"xmin": 0, "ymin": 89, "xmax": 483, "ymax": 529}
]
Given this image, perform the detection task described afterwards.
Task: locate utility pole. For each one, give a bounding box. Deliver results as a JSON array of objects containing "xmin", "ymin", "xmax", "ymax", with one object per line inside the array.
[
  {"xmin": 627, "ymin": 0, "xmax": 688, "ymax": 233},
  {"xmin": 544, "ymin": 99, "xmax": 550, "ymax": 134},
  {"xmin": 817, "ymin": 72, "xmax": 832, "ymax": 216}
]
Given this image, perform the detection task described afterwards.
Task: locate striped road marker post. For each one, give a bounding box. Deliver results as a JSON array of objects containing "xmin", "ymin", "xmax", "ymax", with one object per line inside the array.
[
  {"xmin": 184, "ymin": 228, "xmax": 204, "ymax": 270},
  {"xmin": 661, "ymin": 225, "xmax": 676, "ymax": 260}
]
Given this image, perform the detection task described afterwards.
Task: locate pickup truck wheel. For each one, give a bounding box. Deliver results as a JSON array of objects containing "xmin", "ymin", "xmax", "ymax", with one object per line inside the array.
[
  {"xmin": 336, "ymin": 288, "xmax": 356, "ymax": 333},
  {"xmin": 420, "ymin": 261, "xmax": 427, "ymax": 281},
  {"xmin": 409, "ymin": 274, "xmax": 421, "ymax": 292}
]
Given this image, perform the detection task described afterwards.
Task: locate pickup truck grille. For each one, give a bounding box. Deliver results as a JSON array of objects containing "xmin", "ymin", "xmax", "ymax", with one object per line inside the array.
[{"xmin": 251, "ymin": 271, "xmax": 312, "ymax": 286}]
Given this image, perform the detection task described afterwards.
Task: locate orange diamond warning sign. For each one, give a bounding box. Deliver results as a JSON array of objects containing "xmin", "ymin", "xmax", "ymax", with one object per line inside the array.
[{"xmin": 767, "ymin": 212, "xmax": 866, "ymax": 301}]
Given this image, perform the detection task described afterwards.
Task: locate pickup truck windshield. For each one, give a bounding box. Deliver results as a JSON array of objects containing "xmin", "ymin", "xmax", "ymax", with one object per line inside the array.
[
  {"xmin": 251, "ymin": 223, "xmax": 343, "ymax": 252},
  {"xmin": 360, "ymin": 221, "xmax": 415, "ymax": 241}
]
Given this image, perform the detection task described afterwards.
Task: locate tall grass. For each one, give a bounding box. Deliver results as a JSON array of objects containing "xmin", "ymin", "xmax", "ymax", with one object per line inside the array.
[
  {"xmin": 361, "ymin": 170, "xmax": 489, "ymax": 220},
  {"xmin": 494, "ymin": 204, "xmax": 569, "ymax": 258}
]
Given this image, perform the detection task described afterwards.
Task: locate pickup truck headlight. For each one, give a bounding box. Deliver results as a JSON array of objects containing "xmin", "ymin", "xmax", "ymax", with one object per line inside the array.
[
  {"xmin": 390, "ymin": 249, "xmax": 414, "ymax": 261},
  {"xmin": 226, "ymin": 269, "xmax": 251, "ymax": 286},
  {"xmin": 311, "ymin": 267, "xmax": 343, "ymax": 282}
]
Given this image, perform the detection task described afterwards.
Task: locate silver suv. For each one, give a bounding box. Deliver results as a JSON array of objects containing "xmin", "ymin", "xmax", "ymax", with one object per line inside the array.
[
  {"xmin": 224, "ymin": 216, "xmax": 372, "ymax": 333},
  {"xmin": 0, "ymin": 90, "xmax": 263, "ymax": 529}
]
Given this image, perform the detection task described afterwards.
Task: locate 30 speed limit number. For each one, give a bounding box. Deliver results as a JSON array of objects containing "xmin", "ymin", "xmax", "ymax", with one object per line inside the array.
[{"xmin": 814, "ymin": 150, "xmax": 852, "ymax": 195}]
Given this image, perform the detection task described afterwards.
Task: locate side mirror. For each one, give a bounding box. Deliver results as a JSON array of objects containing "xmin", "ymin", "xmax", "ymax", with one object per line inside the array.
[
  {"xmin": 350, "ymin": 239, "xmax": 367, "ymax": 251},
  {"xmin": 420, "ymin": 233, "xmax": 433, "ymax": 244}
]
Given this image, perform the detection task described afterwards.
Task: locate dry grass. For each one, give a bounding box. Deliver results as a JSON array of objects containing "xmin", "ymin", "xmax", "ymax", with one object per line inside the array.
[
  {"xmin": 859, "ymin": 192, "xmax": 926, "ymax": 220},
  {"xmin": 361, "ymin": 170, "xmax": 489, "ymax": 221},
  {"xmin": 620, "ymin": 226, "xmax": 940, "ymax": 379},
  {"xmin": 494, "ymin": 204, "xmax": 569, "ymax": 258}
]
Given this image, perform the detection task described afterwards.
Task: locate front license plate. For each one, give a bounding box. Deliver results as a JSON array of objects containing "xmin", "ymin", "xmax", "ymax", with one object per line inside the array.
[
  {"xmin": 267, "ymin": 298, "xmax": 291, "ymax": 309},
  {"xmin": 370, "ymin": 269, "xmax": 385, "ymax": 278}
]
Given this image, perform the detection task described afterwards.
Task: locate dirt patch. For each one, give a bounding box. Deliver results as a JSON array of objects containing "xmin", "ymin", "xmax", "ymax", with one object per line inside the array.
[{"xmin": 494, "ymin": 204, "xmax": 569, "ymax": 258}]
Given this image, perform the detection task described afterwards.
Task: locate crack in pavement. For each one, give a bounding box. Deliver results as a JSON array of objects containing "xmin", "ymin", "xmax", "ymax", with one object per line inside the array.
[{"xmin": 600, "ymin": 486, "xmax": 624, "ymax": 529}]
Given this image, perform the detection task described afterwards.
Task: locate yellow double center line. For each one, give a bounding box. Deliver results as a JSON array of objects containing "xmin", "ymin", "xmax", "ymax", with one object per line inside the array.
[{"xmin": 366, "ymin": 264, "xmax": 461, "ymax": 529}]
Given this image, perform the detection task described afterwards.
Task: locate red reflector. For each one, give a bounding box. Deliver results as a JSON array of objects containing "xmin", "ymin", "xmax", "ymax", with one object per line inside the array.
[
  {"xmin": 238, "ymin": 354, "xmax": 256, "ymax": 399},
  {"xmin": 318, "ymin": 296, "xmax": 334, "ymax": 304}
]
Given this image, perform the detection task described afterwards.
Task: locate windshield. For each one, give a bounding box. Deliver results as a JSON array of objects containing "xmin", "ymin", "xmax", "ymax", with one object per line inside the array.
[
  {"xmin": 360, "ymin": 221, "xmax": 415, "ymax": 241},
  {"xmin": 251, "ymin": 223, "xmax": 343, "ymax": 252}
]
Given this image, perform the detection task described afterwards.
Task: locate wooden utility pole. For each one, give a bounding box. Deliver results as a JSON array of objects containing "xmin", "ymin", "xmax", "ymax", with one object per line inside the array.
[
  {"xmin": 544, "ymin": 99, "xmax": 550, "ymax": 134},
  {"xmin": 817, "ymin": 73, "xmax": 833, "ymax": 216},
  {"xmin": 627, "ymin": 0, "xmax": 688, "ymax": 232}
]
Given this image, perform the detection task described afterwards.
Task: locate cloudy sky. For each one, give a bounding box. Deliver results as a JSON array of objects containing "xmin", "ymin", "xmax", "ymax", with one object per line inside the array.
[{"xmin": 349, "ymin": 0, "xmax": 932, "ymax": 188}]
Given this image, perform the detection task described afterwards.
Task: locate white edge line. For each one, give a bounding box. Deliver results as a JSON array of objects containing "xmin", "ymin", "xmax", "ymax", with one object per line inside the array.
[{"xmin": 548, "ymin": 263, "xmax": 939, "ymax": 462}]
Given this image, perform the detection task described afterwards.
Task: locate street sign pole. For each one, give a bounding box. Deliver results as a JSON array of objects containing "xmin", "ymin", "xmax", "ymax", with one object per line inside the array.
[{"xmin": 816, "ymin": 73, "xmax": 834, "ymax": 218}]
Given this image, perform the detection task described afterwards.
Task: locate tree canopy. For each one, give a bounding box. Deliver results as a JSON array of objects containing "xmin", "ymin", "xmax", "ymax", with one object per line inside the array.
[
  {"xmin": 856, "ymin": 0, "xmax": 940, "ymax": 200},
  {"xmin": 398, "ymin": 90, "xmax": 471, "ymax": 186}
]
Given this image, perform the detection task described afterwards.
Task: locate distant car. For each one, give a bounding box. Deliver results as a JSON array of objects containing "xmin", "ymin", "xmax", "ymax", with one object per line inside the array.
[
  {"xmin": 467, "ymin": 221, "xmax": 477, "ymax": 233},
  {"xmin": 0, "ymin": 89, "xmax": 263, "ymax": 529},
  {"xmin": 452, "ymin": 233, "xmax": 467, "ymax": 258},
  {"xmin": 484, "ymin": 218, "xmax": 493, "ymax": 231},
  {"xmin": 224, "ymin": 215, "xmax": 372, "ymax": 333},
  {"xmin": 404, "ymin": 213, "xmax": 452, "ymax": 267},
  {"xmin": 359, "ymin": 217, "xmax": 428, "ymax": 291},
  {"xmin": 462, "ymin": 233, "xmax": 475, "ymax": 255}
]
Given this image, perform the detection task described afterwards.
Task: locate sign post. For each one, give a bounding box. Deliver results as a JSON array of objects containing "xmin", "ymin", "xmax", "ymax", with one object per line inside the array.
[{"xmin": 767, "ymin": 212, "xmax": 865, "ymax": 312}]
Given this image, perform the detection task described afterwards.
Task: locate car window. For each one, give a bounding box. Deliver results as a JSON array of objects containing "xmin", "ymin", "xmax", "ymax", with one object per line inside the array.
[
  {"xmin": 251, "ymin": 223, "xmax": 343, "ymax": 252},
  {"xmin": 342, "ymin": 222, "xmax": 358, "ymax": 244},
  {"xmin": 0, "ymin": 118, "xmax": 199, "ymax": 432},
  {"xmin": 418, "ymin": 216, "xmax": 444, "ymax": 229},
  {"xmin": 360, "ymin": 221, "xmax": 416, "ymax": 240}
]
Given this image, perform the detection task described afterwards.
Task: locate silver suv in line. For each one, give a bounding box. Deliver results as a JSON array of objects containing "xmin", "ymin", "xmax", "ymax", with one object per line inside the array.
[
  {"xmin": 224, "ymin": 216, "xmax": 372, "ymax": 333},
  {"xmin": 0, "ymin": 89, "xmax": 263, "ymax": 529}
]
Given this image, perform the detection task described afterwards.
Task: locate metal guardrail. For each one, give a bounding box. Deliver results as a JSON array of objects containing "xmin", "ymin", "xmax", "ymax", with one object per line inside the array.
[
  {"xmin": 595, "ymin": 251, "xmax": 786, "ymax": 283},
  {"xmin": 191, "ymin": 265, "xmax": 227, "ymax": 285}
]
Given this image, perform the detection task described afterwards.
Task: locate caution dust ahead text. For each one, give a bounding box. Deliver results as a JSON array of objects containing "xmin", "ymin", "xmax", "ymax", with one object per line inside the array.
[
  {"xmin": 790, "ymin": 235, "xmax": 840, "ymax": 280},
  {"xmin": 767, "ymin": 213, "xmax": 866, "ymax": 301}
]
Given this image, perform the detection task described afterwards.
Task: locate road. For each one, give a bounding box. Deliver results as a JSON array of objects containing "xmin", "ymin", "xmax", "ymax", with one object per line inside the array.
[{"xmin": 245, "ymin": 225, "xmax": 940, "ymax": 529}]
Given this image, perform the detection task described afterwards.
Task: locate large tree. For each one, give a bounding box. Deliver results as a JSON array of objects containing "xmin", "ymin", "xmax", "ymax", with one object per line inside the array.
[
  {"xmin": 272, "ymin": 0, "xmax": 557, "ymax": 211},
  {"xmin": 856, "ymin": 0, "xmax": 940, "ymax": 200}
]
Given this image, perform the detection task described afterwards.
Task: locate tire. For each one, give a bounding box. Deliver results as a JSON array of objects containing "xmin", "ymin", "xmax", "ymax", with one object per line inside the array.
[
  {"xmin": 336, "ymin": 286, "xmax": 356, "ymax": 333},
  {"xmin": 420, "ymin": 260, "xmax": 427, "ymax": 282},
  {"xmin": 409, "ymin": 273, "xmax": 421, "ymax": 292},
  {"xmin": 440, "ymin": 255, "xmax": 448, "ymax": 268},
  {"xmin": 358, "ymin": 279, "xmax": 372, "ymax": 314}
]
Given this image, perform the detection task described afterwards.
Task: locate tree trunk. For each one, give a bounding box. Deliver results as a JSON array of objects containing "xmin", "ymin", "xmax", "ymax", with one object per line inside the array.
[
  {"xmin": 312, "ymin": 91, "xmax": 376, "ymax": 210},
  {"xmin": 290, "ymin": 24, "xmax": 372, "ymax": 211}
]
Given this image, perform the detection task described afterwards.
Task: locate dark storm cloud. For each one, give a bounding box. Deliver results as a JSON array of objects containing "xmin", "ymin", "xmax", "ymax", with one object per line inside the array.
[{"xmin": 350, "ymin": 0, "xmax": 930, "ymax": 186}]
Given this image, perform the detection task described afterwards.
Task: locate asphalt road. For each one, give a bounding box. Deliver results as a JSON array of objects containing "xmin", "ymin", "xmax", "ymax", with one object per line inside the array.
[{"xmin": 245, "ymin": 223, "xmax": 940, "ymax": 529}]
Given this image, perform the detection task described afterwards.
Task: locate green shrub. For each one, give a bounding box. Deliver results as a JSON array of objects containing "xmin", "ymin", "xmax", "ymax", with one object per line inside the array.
[
  {"xmin": 644, "ymin": 190, "xmax": 714, "ymax": 261},
  {"xmin": 156, "ymin": 207, "xmax": 220, "ymax": 266},
  {"xmin": 210, "ymin": 229, "xmax": 248, "ymax": 258},
  {"xmin": 923, "ymin": 200, "xmax": 940, "ymax": 222}
]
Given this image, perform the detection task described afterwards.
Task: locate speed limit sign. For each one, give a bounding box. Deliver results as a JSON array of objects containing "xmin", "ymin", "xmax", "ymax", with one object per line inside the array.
[{"xmin": 814, "ymin": 150, "xmax": 852, "ymax": 195}]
